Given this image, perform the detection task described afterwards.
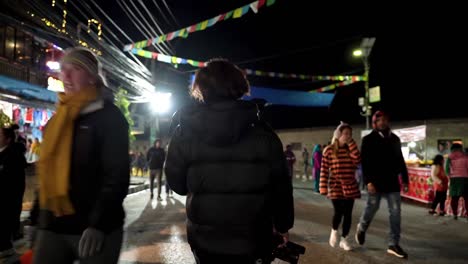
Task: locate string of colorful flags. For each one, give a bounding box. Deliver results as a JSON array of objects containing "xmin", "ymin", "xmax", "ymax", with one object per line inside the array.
[
  {"xmin": 123, "ymin": 0, "xmax": 276, "ymax": 52},
  {"xmin": 309, "ymin": 80, "xmax": 360, "ymax": 93},
  {"xmin": 129, "ymin": 48, "xmax": 365, "ymax": 84}
]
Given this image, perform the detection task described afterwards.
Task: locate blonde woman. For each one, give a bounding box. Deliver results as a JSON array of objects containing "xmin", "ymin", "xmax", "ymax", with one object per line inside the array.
[{"xmin": 320, "ymin": 122, "xmax": 361, "ymax": 251}]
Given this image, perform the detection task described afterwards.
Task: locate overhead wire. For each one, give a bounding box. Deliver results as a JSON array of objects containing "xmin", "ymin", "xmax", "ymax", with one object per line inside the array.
[
  {"xmin": 135, "ymin": 0, "xmax": 175, "ymax": 54},
  {"xmin": 117, "ymin": 0, "xmax": 169, "ymax": 55}
]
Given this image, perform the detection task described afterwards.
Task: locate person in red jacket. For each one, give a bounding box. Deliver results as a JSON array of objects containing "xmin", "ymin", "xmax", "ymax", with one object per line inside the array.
[
  {"xmin": 320, "ymin": 122, "xmax": 361, "ymax": 251},
  {"xmin": 429, "ymin": 154, "xmax": 448, "ymax": 215}
]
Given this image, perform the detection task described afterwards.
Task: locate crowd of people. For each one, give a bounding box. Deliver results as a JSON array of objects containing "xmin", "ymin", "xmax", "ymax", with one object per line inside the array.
[{"xmin": 1, "ymin": 47, "xmax": 468, "ymax": 264}]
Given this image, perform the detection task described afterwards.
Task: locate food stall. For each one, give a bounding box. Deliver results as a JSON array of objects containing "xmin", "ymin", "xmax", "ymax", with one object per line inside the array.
[
  {"xmin": 364, "ymin": 125, "xmax": 466, "ymax": 216},
  {"xmin": 391, "ymin": 125, "xmax": 435, "ymax": 204}
]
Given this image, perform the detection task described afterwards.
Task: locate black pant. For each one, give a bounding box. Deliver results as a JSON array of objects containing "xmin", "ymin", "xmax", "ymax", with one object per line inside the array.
[
  {"xmin": 331, "ymin": 199, "xmax": 354, "ymax": 237},
  {"xmin": 431, "ymin": 191, "xmax": 447, "ymax": 212},
  {"xmin": 33, "ymin": 229, "xmax": 123, "ymax": 264}
]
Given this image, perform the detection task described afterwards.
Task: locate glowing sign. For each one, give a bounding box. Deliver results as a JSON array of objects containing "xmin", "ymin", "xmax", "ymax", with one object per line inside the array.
[
  {"xmin": 46, "ymin": 61, "xmax": 60, "ymax": 71},
  {"xmin": 47, "ymin": 76, "xmax": 64, "ymax": 92}
]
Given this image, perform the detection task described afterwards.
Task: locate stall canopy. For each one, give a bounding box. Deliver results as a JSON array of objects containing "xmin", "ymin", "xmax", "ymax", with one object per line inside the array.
[
  {"xmin": 0, "ymin": 75, "xmax": 57, "ymax": 105},
  {"xmin": 244, "ymin": 86, "xmax": 335, "ymax": 107}
]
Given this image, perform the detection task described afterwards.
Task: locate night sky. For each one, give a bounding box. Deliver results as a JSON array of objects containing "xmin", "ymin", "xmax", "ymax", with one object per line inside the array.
[{"xmin": 94, "ymin": 1, "xmax": 462, "ymax": 128}]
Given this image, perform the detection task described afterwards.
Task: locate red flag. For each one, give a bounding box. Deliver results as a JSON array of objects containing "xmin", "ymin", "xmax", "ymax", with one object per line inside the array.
[
  {"xmin": 218, "ymin": 13, "xmax": 227, "ymax": 21},
  {"xmin": 258, "ymin": 0, "xmax": 266, "ymax": 9},
  {"xmin": 152, "ymin": 52, "xmax": 158, "ymax": 60}
]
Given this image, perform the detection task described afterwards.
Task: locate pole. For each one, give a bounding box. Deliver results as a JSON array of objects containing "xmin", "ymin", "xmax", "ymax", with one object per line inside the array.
[{"xmin": 364, "ymin": 57, "xmax": 370, "ymax": 130}]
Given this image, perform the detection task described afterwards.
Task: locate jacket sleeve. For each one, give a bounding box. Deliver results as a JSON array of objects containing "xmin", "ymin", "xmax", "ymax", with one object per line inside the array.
[
  {"xmin": 146, "ymin": 148, "xmax": 151, "ymax": 162},
  {"xmin": 88, "ymin": 108, "xmax": 130, "ymax": 230},
  {"xmin": 319, "ymin": 149, "xmax": 330, "ymax": 195},
  {"xmin": 361, "ymin": 135, "xmax": 374, "ymax": 185},
  {"xmin": 348, "ymin": 140, "xmax": 361, "ymax": 166},
  {"xmin": 395, "ymin": 137, "xmax": 409, "ymax": 184},
  {"xmin": 270, "ymin": 133, "xmax": 294, "ymax": 233},
  {"xmin": 165, "ymin": 127, "xmax": 189, "ymax": 195}
]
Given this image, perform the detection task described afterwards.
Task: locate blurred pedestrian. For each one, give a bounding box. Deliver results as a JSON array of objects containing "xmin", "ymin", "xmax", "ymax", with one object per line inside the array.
[
  {"xmin": 0, "ymin": 127, "xmax": 27, "ymax": 263},
  {"xmin": 429, "ymin": 154, "xmax": 448, "ymax": 216},
  {"xmin": 302, "ymin": 147, "xmax": 310, "ymax": 181},
  {"xmin": 312, "ymin": 144, "xmax": 322, "ymax": 192},
  {"xmin": 285, "ymin": 144, "xmax": 296, "ymax": 179},
  {"xmin": 320, "ymin": 122, "xmax": 361, "ymax": 251},
  {"xmin": 446, "ymin": 143, "xmax": 468, "ymax": 220},
  {"xmin": 31, "ymin": 47, "xmax": 129, "ymax": 264},
  {"xmin": 165, "ymin": 58, "xmax": 294, "ymax": 264},
  {"xmin": 147, "ymin": 139, "xmax": 166, "ymax": 200}
]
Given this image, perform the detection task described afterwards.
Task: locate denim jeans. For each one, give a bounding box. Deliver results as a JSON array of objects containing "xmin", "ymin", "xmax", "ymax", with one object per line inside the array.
[{"xmin": 358, "ymin": 192, "xmax": 401, "ymax": 246}]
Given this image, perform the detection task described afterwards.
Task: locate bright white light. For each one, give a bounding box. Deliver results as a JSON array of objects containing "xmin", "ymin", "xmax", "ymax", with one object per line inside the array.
[
  {"xmin": 46, "ymin": 61, "xmax": 60, "ymax": 70},
  {"xmin": 408, "ymin": 141, "xmax": 417, "ymax": 148},
  {"xmin": 353, "ymin": 49, "xmax": 363, "ymax": 57},
  {"xmin": 47, "ymin": 76, "xmax": 64, "ymax": 92},
  {"xmin": 149, "ymin": 92, "xmax": 172, "ymax": 113}
]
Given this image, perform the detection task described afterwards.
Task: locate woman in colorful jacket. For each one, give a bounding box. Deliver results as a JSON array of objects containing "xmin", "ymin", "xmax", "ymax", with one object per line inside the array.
[{"xmin": 320, "ymin": 122, "xmax": 361, "ymax": 251}]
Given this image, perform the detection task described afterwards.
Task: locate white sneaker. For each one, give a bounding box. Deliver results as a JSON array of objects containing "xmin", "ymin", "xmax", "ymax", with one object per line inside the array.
[
  {"xmin": 329, "ymin": 229, "xmax": 339, "ymax": 248},
  {"xmin": 339, "ymin": 236, "xmax": 353, "ymax": 251}
]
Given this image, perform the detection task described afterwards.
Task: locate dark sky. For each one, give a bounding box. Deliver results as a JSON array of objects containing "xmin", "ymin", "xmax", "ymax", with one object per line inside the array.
[{"xmin": 98, "ymin": 1, "xmax": 462, "ymax": 128}]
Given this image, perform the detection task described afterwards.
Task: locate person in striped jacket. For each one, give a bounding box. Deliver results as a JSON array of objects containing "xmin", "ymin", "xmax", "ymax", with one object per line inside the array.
[{"xmin": 320, "ymin": 122, "xmax": 361, "ymax": 251}]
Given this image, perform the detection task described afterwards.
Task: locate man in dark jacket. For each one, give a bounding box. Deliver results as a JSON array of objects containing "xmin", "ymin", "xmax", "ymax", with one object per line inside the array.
[
  {"xmin": 147, "ymin": 139, "xmax": 167, "ymax": 200},
  {"xmin": 165, "ymin": 59, "xmax": 294, "ymax": 264},
  {"xmin": 355, "ymin": 111, "xmax": 409, "ymax": 259}
]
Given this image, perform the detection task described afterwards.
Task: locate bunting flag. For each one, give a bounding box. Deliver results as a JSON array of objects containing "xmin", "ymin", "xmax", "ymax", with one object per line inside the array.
[
  {"xmin": 130, "ymin": 48, "xmax": 206, "ymax": 67},
  {"xmin": 309, "ymin": 80, "xmax": 359, "ymax": 93},
  {"xmin": 245, "ymin": 69, "xmax": 366, "ymax": 81},
  {"xmin": 123, "ymin": 0, "xmax": 276, "ymax": 51},
  {"xmin": 131, "ymin": 48, "xmax": 366, "ymax": 87}
]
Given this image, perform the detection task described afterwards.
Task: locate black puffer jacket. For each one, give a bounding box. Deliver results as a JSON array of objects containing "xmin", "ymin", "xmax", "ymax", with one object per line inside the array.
[
  {"xmin": 165, "ymin": 100, "xmax": 294, "ymax": 256},
  {"xmin": 36, "ymin": 100, "xmax": 130, "ymax": 234}
]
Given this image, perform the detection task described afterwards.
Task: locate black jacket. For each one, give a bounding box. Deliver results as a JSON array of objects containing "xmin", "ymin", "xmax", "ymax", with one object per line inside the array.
[
  {"xmin": 0, "ymin": 144, "xmax": 26, "ymax": 216},
  {"xmin": 146, "ymin": 147, "xmax": 165, "ymax": 169},
  {"xmin": 165, "ymin": 100, "xmax": 294, "ymax": 256},
  {"xmin": 361, "ymin": 130, "xmax": 409, "ymax": 193},
  {"xmin": 36, "ymin": 100, "xmax": 130, "ymax": 234}
]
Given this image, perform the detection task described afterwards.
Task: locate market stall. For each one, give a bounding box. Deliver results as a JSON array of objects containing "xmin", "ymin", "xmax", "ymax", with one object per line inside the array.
[{"xmin": 390, "ymin": 125, "xmax": 433, "ymax": 203}]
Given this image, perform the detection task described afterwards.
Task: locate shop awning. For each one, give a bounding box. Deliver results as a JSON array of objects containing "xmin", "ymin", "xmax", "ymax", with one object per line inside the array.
[
  {"xmin": 243, "ymin": 86, "xmax": 335, "ymax": 107},
  {"xmin": 0, "ymin": 75, "xmax": 57, "ymax": 105}
]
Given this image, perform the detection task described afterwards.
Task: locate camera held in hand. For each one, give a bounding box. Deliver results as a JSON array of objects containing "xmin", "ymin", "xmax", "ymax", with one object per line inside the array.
[{"xmin": 271, "ymin": 233, "xmax": 306, "ymax": 264}]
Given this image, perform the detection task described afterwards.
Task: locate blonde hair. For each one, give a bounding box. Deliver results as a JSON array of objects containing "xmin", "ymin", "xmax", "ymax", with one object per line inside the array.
[{"xmin": 330, "ymin": 124, "xmax": 352, "ymax": 157}]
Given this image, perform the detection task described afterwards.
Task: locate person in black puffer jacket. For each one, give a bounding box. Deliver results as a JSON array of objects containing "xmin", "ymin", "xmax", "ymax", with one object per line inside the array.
[{"xmin": 165, "ymin": 59, "xmax": 294, "ymax": 264}]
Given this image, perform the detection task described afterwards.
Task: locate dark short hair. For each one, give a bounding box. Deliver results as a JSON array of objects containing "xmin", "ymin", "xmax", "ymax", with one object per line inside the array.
[
  {"xmin": 451, "ymin": 143, "xmax": 463, "ymax": 152},
  {"xmin": 191, "ymin": 58, "xmax": 250, "ymax": 102},
  {"xmin": 1, "ymin": 127, "xmax": 15, "ymax": 142},
  {"xmin": 154, "ymin": 139, "xmax": 161, "ymax": 144},
  {"xmin": 433, "ymin": 154, "xmax": 444, "ymax": 166}
]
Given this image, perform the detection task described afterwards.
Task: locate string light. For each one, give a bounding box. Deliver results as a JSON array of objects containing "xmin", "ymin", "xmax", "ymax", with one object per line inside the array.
[
  {"xmin": 87, "ymin": 19, "xmax": 102, "ymax": 40},
  {"xmin": 52, "ymin": 0, "xmax": 55, "ymax": 7},
  {"xmin": 62, "ymin": 1, "xmax": 67, "ymax": 33}
]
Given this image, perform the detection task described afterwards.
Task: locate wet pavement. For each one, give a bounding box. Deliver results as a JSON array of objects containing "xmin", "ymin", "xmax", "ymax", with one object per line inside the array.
[
  {"xmin": 119, "ymin": 179, "xmax": 468, "ymax": 264},
  {"xmin": 15, "ymin": 178, "xmax": 468, "ymax": 263}
]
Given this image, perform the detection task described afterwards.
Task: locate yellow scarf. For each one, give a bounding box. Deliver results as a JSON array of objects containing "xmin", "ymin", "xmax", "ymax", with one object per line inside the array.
[{"xmin": 38, "ymin": 87, "xmax": 98, "ymax": 216}]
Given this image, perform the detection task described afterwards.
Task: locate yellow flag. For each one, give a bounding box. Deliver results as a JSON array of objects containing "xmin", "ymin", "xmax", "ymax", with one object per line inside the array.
[{"xmin": 233, "ymin": 7, "xmax": 243, "ymax": 18}]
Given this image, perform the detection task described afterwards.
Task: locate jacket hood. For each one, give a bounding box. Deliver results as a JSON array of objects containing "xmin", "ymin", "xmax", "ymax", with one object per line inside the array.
[{"xmin": 178, "ymin": 100, "xmax": 259, "ymax": 146}]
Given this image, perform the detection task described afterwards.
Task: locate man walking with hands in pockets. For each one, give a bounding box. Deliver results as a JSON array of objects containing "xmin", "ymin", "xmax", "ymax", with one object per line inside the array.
[{"xmin": 355, "ymin": 111, "xmax": 409, "ymax": 259}]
